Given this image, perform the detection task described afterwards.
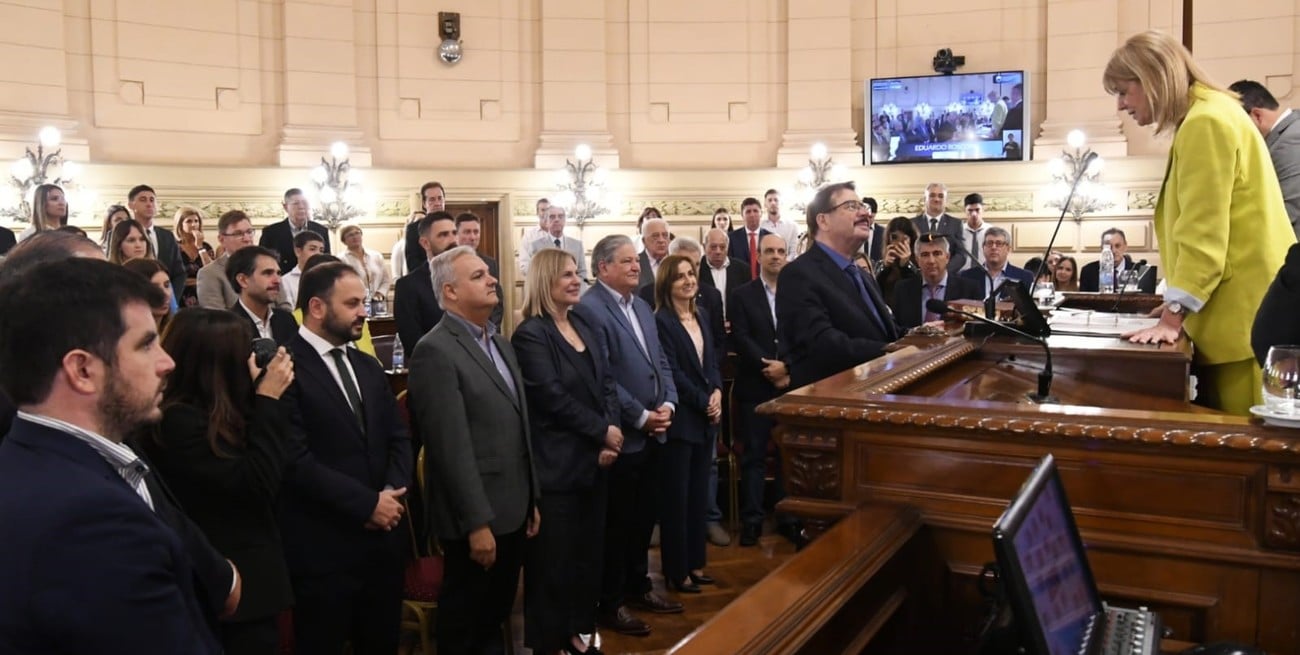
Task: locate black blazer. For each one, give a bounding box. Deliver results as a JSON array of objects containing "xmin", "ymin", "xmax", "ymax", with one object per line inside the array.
[
  {"xmin": 279, "ymin": 334, "xmax": 413, "ymax": 577},
  {"xmin": 863, "ymin": 224, "xmax": 886, "ymax": 263},
  {"xmin": 154, "ymin": 226, "xmax": 189, "ymax": 302},
  {"xmin": 231, "ymin": 301, "xmax": 298, "ymax": 346},
  {"xmin": 1253, "ymin": 243, "xmax": 1300, "ymax": 365},
  {"xmin": 729, "ymin": 278, "xmax": 783, "ymax": 403},
  {"xmin": 394, "ymin": 262, "xmax": 444, "ymax": 354},
  {"xmin": 480, "ymin": 253, "xmax": 505, "ymax": 328},
  {"xmin": 638, "ymin": 282, "xmax": 725, "ymax": 354},
  {"xmin": 776, "ymin": 243, "xmax": 899, "ymax": 389},
  {"xmin": 259, "ymin": 218, "xmax": 331, "ymax": 274},
  {"xmin": 958, "ymin": 263, "xmax": 1036, "ymax": 298},
  {"xmin": 891, "ymin": 274, "xmax": 983, "ymax": 329},
  {"xmin": 637, "ymin": 250, "xmax": 658, "ymax": 289},
  {"xmin": 910, "ymin": 213, "xmax": 970, "ymax": 273},
  {"xmin": 728, "ymin": 227, "xmax": 773, "ymax": 268},
  {"xmin": 655, "ymin": 306, "xmax": 724, "ymax": 445},
  {"xmin": 403, "ymin": 221, "xmax": 425, "ymax": 278},
  {"xmin": 143, "ymin": 398, "xmax": 294, "ymax": 622},
  {"xmin": 0, "ymin": 225, "xmax": 15, "ymax": 256},
  {"xmin": 698, "ymin": 257, "xmax": 752, "ymax": 315},
  {"xmin": 0, "ymin": 389, "xmax": 13, "ymax": 441},
  {"xmin": 1079, "ymin": 255, "xmax": 1157, "ymax": 293},
  {"xmin": 511, "ymin": 307, "xmax": 620, "ymax": 492}
]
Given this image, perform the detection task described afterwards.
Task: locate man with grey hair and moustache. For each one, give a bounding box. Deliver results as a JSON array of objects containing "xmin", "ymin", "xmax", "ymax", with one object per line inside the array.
[{"xmin": 699, "ymin": 227, "xmax": 752, "ymax": 319}]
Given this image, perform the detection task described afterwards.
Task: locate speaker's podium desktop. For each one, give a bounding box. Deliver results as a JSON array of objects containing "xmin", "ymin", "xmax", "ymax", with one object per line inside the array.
[{"xmin": 669, "ymin": 324, "xmax": 1298, "ymax": 655}]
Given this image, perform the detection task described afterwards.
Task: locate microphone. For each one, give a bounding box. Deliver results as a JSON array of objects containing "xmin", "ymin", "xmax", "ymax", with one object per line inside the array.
[
  {"xmin": 1108, "ymin": 259, "xmax": 1148, "ymax": 314},
  {"xmin": 926, "ymin": 298, "xmax": 1057, "ymax": 404},
  {"xmin": 1032, "ymin": 151, "xmax": 1099, "ymax": 283}
]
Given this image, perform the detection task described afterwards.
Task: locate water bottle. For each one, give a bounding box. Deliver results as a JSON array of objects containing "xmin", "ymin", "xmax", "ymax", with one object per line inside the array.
[
  {"xmin": 390, "ymin": 337, "xmax": 405, "ymax": 373},
  {"xmin": 1098, "ymin": 244, "xmax": 1115, "ymax": 292}
]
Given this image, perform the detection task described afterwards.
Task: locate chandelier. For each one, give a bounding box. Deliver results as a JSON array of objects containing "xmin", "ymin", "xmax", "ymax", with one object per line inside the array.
[
  {"xmin": 308, "ymin": 141, "xmax": 371, "ymax": 231},
  {"xmin": 1, "ymin": 127, "xmax": 84, "ymax": 222},
  {"xmin": 791, "ymin": 142, "xmax": 847, "ymax": 214},
  {"xmin": 554, "ymin": 144, "xmax": 614, "ymax": 226},
  {"xmin": 1045, "ymin": 130, "xmax": 1113, "ymax": 222}
]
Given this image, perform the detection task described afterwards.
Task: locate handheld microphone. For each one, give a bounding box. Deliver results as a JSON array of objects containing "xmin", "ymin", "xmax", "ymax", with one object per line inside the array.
[
  {"xmin": 926, "ymin": 298, "xmax": 1057, "ymax": 404},
  {"xmin": 1032, "ymin": 151, "xmax": 1099, "ymax": 283},
  {"xmin": 1108, "ymin": 259, "xmax": 1148, "ymax": 314}
]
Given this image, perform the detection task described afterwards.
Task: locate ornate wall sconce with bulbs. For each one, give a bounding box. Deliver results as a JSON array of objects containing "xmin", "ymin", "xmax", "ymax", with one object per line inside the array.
[
  {"xmin": 554, "ymin": 144, "xmax": 616, "ymax": 227},
  {"xmin": 307, "ymin": 141, "xmax": 372, "ymax": 234},
  {"xmin": 2, "ymin": 126, "xmax": 88, "ymax": 222},
  {"xmin": 1046, "ymin": 129, "xmax": 1113, "ymax": 222},
  {"xmin": 791, "ymin": 142, "xmax": 847, "ymax": 214}
]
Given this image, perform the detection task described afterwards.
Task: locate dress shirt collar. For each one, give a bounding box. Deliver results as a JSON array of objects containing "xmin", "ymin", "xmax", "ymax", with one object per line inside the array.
[
  {"xmin": 925, "ymin": 274, "xmax": 949, "ymax": 290},
  {"xmin": 815, "ymin": 241, "xmax": 854, "ymax": 271},
  {"xmin": 444, "ymin": 309, "xmax": 496, "ymax": 342},
  {"xmin": 299, "ymin": 323, "xmax": 347, "ymax": 357},
  {"xmin": 16, "ymin": 410, "xmax": 147, "ymax": 476},
  {"xmin": 239, "ymin": 298, "xmax": 272, "ymax": 333},
  {"xmin": 598, "ymin": 279, "xmax": 633, "ymax": 305},
  {"xmin": 1270, "ymin": 108, "xmax": 1294, "ymax": 133}
]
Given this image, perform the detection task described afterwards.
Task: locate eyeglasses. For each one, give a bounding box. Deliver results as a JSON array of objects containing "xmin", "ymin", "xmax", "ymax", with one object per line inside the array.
[
  {"xmin": 983, "ymin": 240, "xmax": 1010, "ymax": 249},
  {"xmin": 223, "ymin": 229, "xmax": 256, "ymax": 238},
  {"xmin": 827, "ymin": 200, "xmax": 864, "ymax": 213}
]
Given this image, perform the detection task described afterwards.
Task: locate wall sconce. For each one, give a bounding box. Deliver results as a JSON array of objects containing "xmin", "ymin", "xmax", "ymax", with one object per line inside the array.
[
  {"xmin": 1045, "ymin": 130, "xmax": 1113, "ymax": 222},
  {"xmin": 791, "ymin": 142, "xmax": 847, "ymax": 213},
  {"xmin": 438, "ymin": 12, "xmax": 463, "ymax": 65},
  {"xmin": 308, "ymin": 141, "xmax": 371, "ymax": 235},
  {"xmin": 1, "ymin": 126, "xmax": 86, "ymax": 222},
  {"xmin": 554, "ymin": 144, "xmax": 614, "ymax": 227}
]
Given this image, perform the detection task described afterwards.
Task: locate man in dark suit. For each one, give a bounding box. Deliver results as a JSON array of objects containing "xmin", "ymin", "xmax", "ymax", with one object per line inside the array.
[
  {"xmin": 896, "ymin": 235, "xmax": 983, "ymax": 329},
  {"xmin": 226, "ymin": 245, "xmax": 298, "ymax": 345},
  {"xmin": 730, "ymin": 233, "xmax": 806, "ymax": 548},
  {"xmin": 700, "ymin": 227, "xmax": 751, "ymax": 319},
  {"xmin": 910, "ymin": 182, "xmax": 970, "ymax": 273},
  {"xmin": 778, "ymin": 181, "xmax": 900, "ymax": 389},
  {"xmin": 861, "ymin": 197, "xmax": 886, "ymax": 264},
  {"xmin": 394, "ymin": 211, "xmax": 458, "ymax": 353},
  {"xmin": 455, "ymin": 211, "xmax": 505, "ymax": 327},
  {"xmin": 405, "ymin": 181, "xmax": 446, "ymax": 275},
  {"xmin": 638, "ymin": 217, "xmax": 672, "ymax": 289},
  {"xmin": 1003, "ymin": 83, "xmax": 1024, "ymax": 132},
  {"xmin": 728, "ymin": 197, "xmax": 771, "ymax": 278},
  {"xmin": 128, "ymin": 184, "xmax": 188, "ymax": 300},
  {"xmin": 958, "ymin": 227, "xmax": 1035, "ymax": 299},
  {"xmin": 0, "ymin": 225, "xmax": 14, "ymax": 256},
  {"xmin": 1079, "ymin": 228, "xmax": 1155, "ymax": 293},
  {"xmin": 0, "ymin": 259, "xmax": 230, "ymax": 654},
  {"xmin": 410, "ymin": 246, "xmax": 539, "ymax": 655},
  {"xmin": 280, "ymin": 262, "xmax": 412, "ymax": 654},
  {"xmin": 259, "ymin": 188, "xmax": 331, "ymax": 274},
  {"xmin": 580, "ymin": 235, "xmax": 683, "ymax": 636},
  {"xmin": 1232, "ymin": 80, "xmax": 1300, "ymax": 240}
]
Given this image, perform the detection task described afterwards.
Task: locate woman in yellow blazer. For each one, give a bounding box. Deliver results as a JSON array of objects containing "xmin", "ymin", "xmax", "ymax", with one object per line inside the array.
[{"xmin": 1104, "ymin": 31, "xmax": 1296, "ymax": 415}]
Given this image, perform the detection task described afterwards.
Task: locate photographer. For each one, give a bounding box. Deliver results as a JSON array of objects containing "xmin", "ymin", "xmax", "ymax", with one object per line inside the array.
[
  {"xmin": 875, "ymin": 216, "xmax": 921, "ymax": 306},
  {"xmin": 141, "ymin": 309, "xmax": 296, "ymax": 655}
]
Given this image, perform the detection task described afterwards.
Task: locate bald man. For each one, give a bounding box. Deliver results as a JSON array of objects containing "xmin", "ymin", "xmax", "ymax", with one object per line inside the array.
[{"xmin": 698, "ymin": 228, "xmax": 751, "ymax": 319}]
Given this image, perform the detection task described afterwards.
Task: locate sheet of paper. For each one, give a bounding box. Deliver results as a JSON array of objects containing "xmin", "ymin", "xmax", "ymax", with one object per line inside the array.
[{"xmin": 1047, "ymin": 310, "xmax": 1159, "ymax": 337}]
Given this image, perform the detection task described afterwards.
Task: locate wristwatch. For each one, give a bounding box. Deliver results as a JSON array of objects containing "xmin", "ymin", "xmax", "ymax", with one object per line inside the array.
[{"xmin": 1167, "ymin": 301, "xmax": 1186, "ymax": 316}]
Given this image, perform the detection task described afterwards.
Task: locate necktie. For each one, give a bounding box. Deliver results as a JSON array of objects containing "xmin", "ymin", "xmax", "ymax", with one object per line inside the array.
[
  {"xmin": 329, "ymin": 348, "xmax": 365, "ymax": 431},
  {"xmin": 929, "ymin": 218, "xmax": 938, "ymax": 233},
  {"xmin": 147, "ymin": 227, "xmax": 159, "ymax": 254},
  {"xmin": 969, "ymin": 229, "xmax": 980, "ymax": 266},
  {"xmin": 748, "ymin": 231, "xmax": 759, "ymax": 278},
  {"xmin": 924, "ymin": 284, "xmax": 945, "ymax": 323},
  {"xmin": 554, "ymin": 238, "xmax": 561, "ymax": 248},
  {"xmin": 844, "ymin": 263, "xmax": 886, "ymax": 335}
]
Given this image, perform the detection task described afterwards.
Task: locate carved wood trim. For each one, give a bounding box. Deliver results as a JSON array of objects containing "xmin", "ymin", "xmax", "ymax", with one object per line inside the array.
[
  {"xmin": 781, "ymin": 428, "xmax": 841, "ymax": 500},
  {"xmin": 1265, "ymin": 493, "xmax": 1300, "ymax": 550},
  {"xmin": 852, "ymin": 340, "xmax": 978, "ymax": 395}
]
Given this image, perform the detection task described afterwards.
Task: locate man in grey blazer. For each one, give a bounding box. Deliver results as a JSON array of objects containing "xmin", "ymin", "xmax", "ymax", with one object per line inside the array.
[
  {"xmin": 520, "ymin": 205, "xmax": 590, "ymax": 289},
  {"xmin": 579, "ymin": 234, "xmax": 682, "ymax": 637},
  {"xmin": 1231, "ymin": 79, "xmax": 1300, "ymax": 240},
  {"xmin": 409, "ymin": 246, "xmax": 539, "ymax": 655}
]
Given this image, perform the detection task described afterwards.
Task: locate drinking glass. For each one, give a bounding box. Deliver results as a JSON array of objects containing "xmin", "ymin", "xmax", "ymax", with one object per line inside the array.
[
  {"xmin": 1032, "ymin": 280, "xmax": 1055, "ymax": 308},
  {"xmin": 1263, "ymin": 346, "xmax": 1300, "ymax": 416}
]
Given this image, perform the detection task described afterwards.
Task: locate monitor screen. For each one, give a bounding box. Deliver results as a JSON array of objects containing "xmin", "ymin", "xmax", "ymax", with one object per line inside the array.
[
  {"xmin": 992, "ymin": 455, "xmax": 1101, "ymax": 655},
  {"xmin": 867, "ymin": 70, "xmax": 1027, "ymax": 164}
]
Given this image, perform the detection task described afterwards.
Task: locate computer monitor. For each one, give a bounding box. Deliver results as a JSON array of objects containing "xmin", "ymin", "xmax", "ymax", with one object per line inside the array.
[{"xmin": 992, "ymin": 455, "xmax": 1102, "ymax": 655}]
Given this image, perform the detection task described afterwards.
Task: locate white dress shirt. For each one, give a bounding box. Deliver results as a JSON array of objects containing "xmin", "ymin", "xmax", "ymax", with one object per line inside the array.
[
  {"xmin": 281, "ymin": 267, "xmax": 302, "ymax": 311},
  {"xmin": 298, "ymin": 324, "xmax": 364, "ymax": 410},
  {"xmin": 342, "ymin": 248, "xmax": 392, "ymax": 296},
  {"xmin": 239, "ymin": 299, "xmax": 274, "ymax": 339},
  {"xmin": 707, "ymin": 262, "xmax": 729, "ymax": 315}
]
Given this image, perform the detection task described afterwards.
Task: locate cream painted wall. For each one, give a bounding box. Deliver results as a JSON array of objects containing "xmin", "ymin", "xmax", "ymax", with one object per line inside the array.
[{"xmin": 3, "ymin": 0, "xmax": 1299, "ymax": 314}]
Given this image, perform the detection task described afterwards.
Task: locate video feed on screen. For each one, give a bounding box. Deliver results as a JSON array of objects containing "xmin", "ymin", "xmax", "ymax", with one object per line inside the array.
[{"xmin": 868, "ymin": 71, "xmax": 1026, "ymax": 164}]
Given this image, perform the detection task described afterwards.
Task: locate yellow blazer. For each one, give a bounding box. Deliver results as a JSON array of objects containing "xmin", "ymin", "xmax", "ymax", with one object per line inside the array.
[{"xmin": 1155, "ymin": 84, "xmax": 1297, "ymax": 365}]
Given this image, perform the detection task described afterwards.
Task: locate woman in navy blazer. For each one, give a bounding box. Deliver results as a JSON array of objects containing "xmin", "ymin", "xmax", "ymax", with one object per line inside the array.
[
  {"xmin": 653, "ymin": 255, "xmax": 724, "ymax": 595},
  {"xmin": 511, "ymin": 248, "xmax": 624, "ymax": 655},
  {"xmin": 142, "ymin": 309, "xmax": 297, "ymax": 655}
]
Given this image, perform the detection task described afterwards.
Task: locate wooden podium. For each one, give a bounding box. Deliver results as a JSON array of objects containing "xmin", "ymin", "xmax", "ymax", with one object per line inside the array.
[{"xmin": 677, "ymin": 333, "xmax": 1300, "ymax": 654}]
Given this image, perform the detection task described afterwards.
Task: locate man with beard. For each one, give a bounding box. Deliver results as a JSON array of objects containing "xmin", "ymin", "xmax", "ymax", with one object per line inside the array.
[
  {"xmin": 395, "ymin": 211, "xmax": 458, "ymax": 353},
  {"xmin": 227, "ymin": 245, "xmax": 297, "ymax": 345},
  {"xmin": 0, "ymin": 258, "xmax": 232, "ymax": 653},
  {"xmin": 279, "ymin": 262, "xmax": 413, "ymax": 654}
]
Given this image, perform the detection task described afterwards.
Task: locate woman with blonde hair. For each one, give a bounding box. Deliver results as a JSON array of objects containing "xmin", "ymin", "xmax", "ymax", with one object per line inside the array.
[
  {"xmin": 174, "ymin": 206, "xmax": 215, "ymax": 307},
  {"xmin": 511, "ymin": 248, "xmax": 622, "ymax": 655},
  {"xmin": 19, "ymin": 184, "xmax": 69, "ymax": 241},
  {"xmin": 1105, "ymin": 30, "xmax": 1294, "ymax": 414}
]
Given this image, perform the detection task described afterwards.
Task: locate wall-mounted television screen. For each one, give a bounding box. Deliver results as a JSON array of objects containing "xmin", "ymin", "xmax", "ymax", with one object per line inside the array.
[{"xmin": 867, "ymin": 70, "xmax": 1027, "ymax": 164}]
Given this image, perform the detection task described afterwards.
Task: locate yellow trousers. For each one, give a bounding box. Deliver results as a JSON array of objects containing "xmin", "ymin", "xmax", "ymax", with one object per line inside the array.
[{"xmin": 1194, "ymin": 358, "xmax": 1261, "ymax": 416}]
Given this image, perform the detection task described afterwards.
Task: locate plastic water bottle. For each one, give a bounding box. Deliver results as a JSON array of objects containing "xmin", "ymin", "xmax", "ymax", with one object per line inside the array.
[
  {"xmin": 390, "ymin": 338, "xmax": 405, "ymax": 372},
  {"xmin": 1098, "ymin": 244, "xmax": 1115, "ymax": 292}
]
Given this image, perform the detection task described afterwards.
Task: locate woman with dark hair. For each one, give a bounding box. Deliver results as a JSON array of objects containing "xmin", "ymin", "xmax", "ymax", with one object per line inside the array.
[
  {"xmin": 142, "ymin": 309, "xmax": 295, "ymax": 655},
  {"xmin": 875, "ymin": 216, "xmax": 919, "ymax": 305},
  {"xmin": 712, "ymin": 208, "xmax": 733, "ymax": 232},
  {"xmin": 19, "ymin": 183, "xmax": 69, "ymax": 241},
  {"xmin": 653, "ymin": 254, "xmax": 722, "ymax": 595},
  {"xmin": 1053, "ymin": 256, "xmax": 1080, "ymax": 292},
  {"xmin": 175, "ymin": 206, "xmax": 215, "ymax": 307},
  {"xmin": 107, "ymin": 218, "xmax": 154, "ymax": 265},
  {"xmin": 122, "ymin": 257, "xmax": 175, "ymax": 331},
  {"xmin": 99, "ymin": 204, "xmax": 131, "ymax": 250},
  {"xmin": 512, "ymin": 248, "xmax": 622, "ymax": 655}
]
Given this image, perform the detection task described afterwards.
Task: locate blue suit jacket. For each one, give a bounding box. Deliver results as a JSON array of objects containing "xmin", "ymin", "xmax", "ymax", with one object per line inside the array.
[
  {"xmin": 0, "ymin": 419, "xmax": 221, "ymax": 654},
  {"xmin": 579, "ymin": 282, "xmax": 679, "ymax": 454}
]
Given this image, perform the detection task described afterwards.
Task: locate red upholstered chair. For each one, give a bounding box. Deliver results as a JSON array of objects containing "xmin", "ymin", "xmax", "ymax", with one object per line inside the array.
[{"xmin": 400, "ymin": 447, "xmax": 444, "ymax": 655}]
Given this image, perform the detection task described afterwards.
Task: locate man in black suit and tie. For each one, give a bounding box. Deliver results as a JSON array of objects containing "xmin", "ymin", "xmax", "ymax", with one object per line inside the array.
[
  {"xmin": 860, "ymin": 197, "xmax": 886, "ymax": 265},
  {"xmin": 128, "ymin": 184, "xmax": 188, "ymax": 300},
  {"xmin": 259, "ymin": 188, "xmax": 331, "ymax": 274},
  {"xmin": 728, "ymin": 197, "xmax": 771, "ymax": 278},
  {"xmin": 410, "ymin": 246, "xmax": 540, "ymax": 655},
  {"xmin": 0, "ymin": 259, "xmax": 233, "ymax": 654},
  {"xmin": 455, "ymin": 211, "xmax": 505, "ymax": 327},
  {"xmin": 894, "ymin": 235, "xmax": 983, "ymax": 330},
  {"xmin": 730, "ymin": 233, "xmax": 806, "ymax": 547},
  {"xmin": 958, "ymin": 227, "xmax": 1035, "ymax": 299},
  {"xmin": 226, "ymin": 245, "xmax": 298, "ymax": 345},
  {"xmin": 405, "ymin": 182, "xmax": 447, "ymax": 275},
  {"xmin": 394, "ymin": 211, "xmax": 458, "ymax": 353},
  {"xmin": 700, "ymin": 227, "xmax": 751, "ymax": 319},
  {"xmin": 638, "ymin": 217, "xmax": 672, "ymax": 289},
  {"xmin": 777, "ymin": 181, "xmax": 900, "ymax": 389},
  {"xmin": 1079, "ymin": 228, "xmax": 1155, "ymax": 293},
  {"xmin": 279, "ymin": 262, "xmax": 412, "ymax": 654},
  {"xmin": 910, "ymin": 182, "xmax": 970, "ymax": 273}
]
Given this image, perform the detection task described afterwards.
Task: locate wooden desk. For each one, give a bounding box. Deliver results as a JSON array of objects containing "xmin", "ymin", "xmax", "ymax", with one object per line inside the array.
[
  {"xmin": 368, "ymin": 315, "xmax": 396, "ymax": 338},
  {"xmin": 1061, "ymin": 291, "xmax": 1163, "ymax": 315},
  {"xmin": 757, "ymin": 335, "xmax": 1300, "ymax": 654}
]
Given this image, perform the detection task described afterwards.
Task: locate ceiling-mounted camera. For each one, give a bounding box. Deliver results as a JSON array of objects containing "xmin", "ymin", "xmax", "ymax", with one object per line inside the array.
[{"xmin": 932, "ymin": 48, "xmax": 965, "ymax": 75}]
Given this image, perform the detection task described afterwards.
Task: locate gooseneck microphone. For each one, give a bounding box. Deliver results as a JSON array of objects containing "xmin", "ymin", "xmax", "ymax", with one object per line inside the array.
[
  {"xmin": 926, "ymin": 298, "xmax": 1057, "ymax": 404},
  {"xmin": 1032, "ymin": 151, "xmax": 1099, "ymax": 283},
  {"xmin": 1108, "ymin": 258, "xmax": 1148, "ymax": 314}
]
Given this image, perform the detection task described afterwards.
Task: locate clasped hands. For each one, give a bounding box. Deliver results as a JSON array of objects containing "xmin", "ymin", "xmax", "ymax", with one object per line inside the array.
[
  {"xmin": 599, "ymin": 425, "xmax": 624, "ymax": 468},
  {"xmin": 366, "ymin": 487, "xmax": 407, "ymax": 531},
  {"xmin": 761, "ymin": 357, "xmax": 790, "ymax": 390}
]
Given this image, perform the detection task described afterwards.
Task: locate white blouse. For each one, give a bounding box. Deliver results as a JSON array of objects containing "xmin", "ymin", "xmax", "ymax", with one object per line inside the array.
[{"xmin": 341, "ymin": 248, "xmax": 392, "ymax": 297}]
